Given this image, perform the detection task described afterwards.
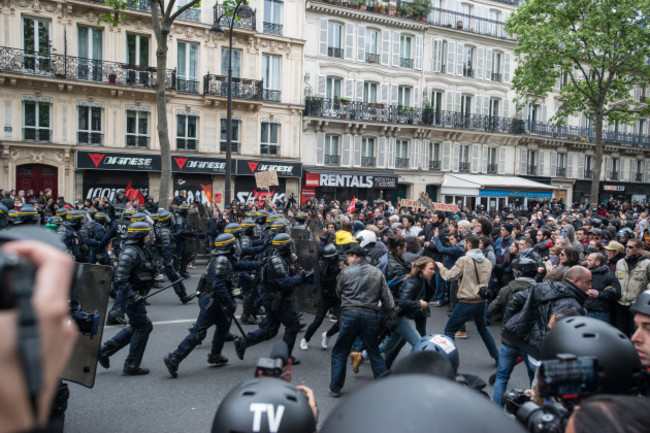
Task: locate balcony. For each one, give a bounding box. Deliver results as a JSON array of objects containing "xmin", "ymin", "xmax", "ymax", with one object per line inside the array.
[
  {"xmin": 584, "ymin": 169, "xmax": 593, "ymax": 179},
  {"xmin": 361, "ymin": 157, "xmax": 376, "ymax": 167},
  {"xmin": 203, "ymin": 74, "xmax": 263, "ymax": 100},
  {"xmin": 177, "ymin": 7, "xmax": 200, "ymax": 22},
  {"xmin": 366, "ymin": 52, "xmax": 379, "ymax": 64},
  {"xmin": 527, "ymin": 166, "xmax": 537, "ymax": 175},
  {"xmin": 400, "ymin": 57, "xmax": 413, "ymax": 68},
  {"xmin": 262, "ymin": 89, "xmax": 281, "ymax": 102},
  {"xmin": 487, "ymin": 163, "xmax": 498, "ymax": 174},
  {"xmin": 261, "ymin": 144, "xmax": 279, "ymax": 156},
  {"xmin": 215, "ymin": 4, "xmax": 256, "ymax": 30},
  {"xmin": 77, "ymin": 131, "xmax": 103, "ymax": 146},
  {"xmin": 429, "ymin": 160, "xmax": 441, "ymax": 171},
  {"xmin": 491, "ymin": 73, "xmax": 502, "ymax": 82},
  {"xmin": 636, "ymin": 172, "xmax": 643, "ymax": 182},
  {"xmin": 176, "ymin": 76, "xmax": 199, "ymax": 93},
  {"xmin": 525, "ymin": 120, "xmax": 650, "ymax": 148},
  {"xmin": 463, "ymin": 66, "xmax": 475, "ymax": 78},
  {"xmin": 0, "ymin": 47, "xmax": 176, "ymax": 90},
  {"xmin": 395, "ymin": 158, "xmax": 409, "ymax": 168},
  {"xmin": 556, "ymin": 167, "xmax": 566, "ymax": 177},
  {"xmin": 263, "ymin": 22, "xmax": 283, "ymax": 35},
  {"xmin": 23, "ymin": 127, "xmax": 51, "ymax": 142},
  {"xmin": 126, "ymin": 0, "xmax": 150, "ymax": 12},
  {"xmin": 459, "ymin": 162, "xmax": 471, "ymax": 173},
  {"xmin": 176, "ymin": 138, "xmax": 197, "ymax": 151},
  {"xmin": 324, "ymin": 154, "xmax": 340, "ymax": 165},
  {"xmin": 126, "ymin": 135, "xmax": 149, "ymax": 148},
  {"xmin": 328, "ymin": 47, "xmax": 344, "ymax": 58},
  {"xmin": 609, "ymin": 171, "xmax": 618, "ymax": 181}
]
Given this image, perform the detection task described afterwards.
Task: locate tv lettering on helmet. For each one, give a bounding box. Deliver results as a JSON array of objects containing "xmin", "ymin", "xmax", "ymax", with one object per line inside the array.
[
  {"xmin": 319, "ymin": 174, "xmax": 373, "ymax": 188},
  {"xmin": 249, "ymin": 403, "xmax": 285, "ymax": 433}
]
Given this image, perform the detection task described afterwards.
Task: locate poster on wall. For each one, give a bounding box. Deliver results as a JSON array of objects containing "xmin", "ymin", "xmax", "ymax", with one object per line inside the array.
[
  {"xmin": 83, "ymin": 171, "xmax": 149, "ymax": 203},
  {"xmin": 173, "ymin": 174, "xmax": 212, "ymax": 205},
  {"xmin": 235, "ymin": 177, "xmax": 286, "ymax": 205}
]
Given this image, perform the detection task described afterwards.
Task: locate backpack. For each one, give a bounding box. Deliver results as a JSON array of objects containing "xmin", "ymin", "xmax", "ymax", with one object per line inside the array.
[{"xmin": 386, "ymin": 274, "xmax": 408, "ymax": 300}]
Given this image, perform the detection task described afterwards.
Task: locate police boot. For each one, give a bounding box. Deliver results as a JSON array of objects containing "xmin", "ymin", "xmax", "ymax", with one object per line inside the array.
[
  {"xmin": 234, "ymin": 338, "xmax": 248, "ymax": 360},
  {"xmin": 163, "ymin": 352, "xmax": 181, "ymax": 378},
  {"xmin": 175, "ymin": 281, "xmax": 195, "ymax": 304},
  {"xmin": 106, "ymin": 307, "xmax": 127, "ymax": 326},
  {"xmin": 123, "ymin": 365, "xmax": 150, "ymax": 376},
  {"xmin": 98, "ymin": 342, "xmax": 120, "ymax": 369},
  {"xmin": 207, "ymin": 353, "xmax": 228, "ymax": 366}
]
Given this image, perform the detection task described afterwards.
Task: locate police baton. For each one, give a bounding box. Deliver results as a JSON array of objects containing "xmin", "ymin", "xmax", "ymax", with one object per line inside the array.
[
  {"xmin": 224, "ymin": 306, "xmax": 248, "ymax": 339},
  {"xmin": 142, "ymin": 278, "xmax": 185, "ymax": 300}
]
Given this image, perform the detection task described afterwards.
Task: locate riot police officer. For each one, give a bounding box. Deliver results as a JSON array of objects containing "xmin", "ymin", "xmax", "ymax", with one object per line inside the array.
[
  {"xmin": 98, "ymin": 221, "xmax": 156, "ymax": 375},
  {"xmin": 293, "ymin": 211, "xmax": 308, "ymax": 230},
  {"xmin": 112, "ymin": 208, "xmax": 136, "ymax": 260},
  {"xmin": 155, "ymin": 210, "xmax": 193, "ymax": 303},
  {"xmin": 57, "ymin": 209, "xmax": 89, "ymax": 262},
  {"xmin": 173, "ymin": 203, "xmax": 193, "ymax": 278},
  {"xmin": 239, "ymin": 218, "xmax": 267, "ymax": 324},
  {"xmin": 85, "ymin": 211, "xmax": 113, "ymax": 265},
  {"xmin": 13, "ymin": 204, "xmax": 41, "ymax": 225},
  {"xmin": 234, "ymin": 233, "xmax": 313, "ymax": 364},
  {"xmin": 0, "ymin": 203, "xmax": 9, "ymax": 229}
]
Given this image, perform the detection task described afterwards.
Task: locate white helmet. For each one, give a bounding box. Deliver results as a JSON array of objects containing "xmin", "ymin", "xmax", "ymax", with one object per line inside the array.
[{"xmin": 355, "ymin": 229, "xmax": 377, "ymax": 248}]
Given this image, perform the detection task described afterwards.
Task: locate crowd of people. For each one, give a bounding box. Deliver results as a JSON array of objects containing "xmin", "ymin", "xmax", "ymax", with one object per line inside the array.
[{"xmin": 2, "ymin": 186, "xmax": 650, "ymax": 432}]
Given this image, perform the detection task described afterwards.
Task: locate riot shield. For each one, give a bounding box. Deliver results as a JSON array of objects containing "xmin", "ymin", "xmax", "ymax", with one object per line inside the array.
[
  {"xmin": 290, "ymin": 228, "xmax": 311, "ymax": 241},
  {"xmin": 62, "ymin": 263, "xmax": 113, "ymax": 388},
  {"xmin": 291, "ymin": 239, "xmax": 321, "ymax": 314}
]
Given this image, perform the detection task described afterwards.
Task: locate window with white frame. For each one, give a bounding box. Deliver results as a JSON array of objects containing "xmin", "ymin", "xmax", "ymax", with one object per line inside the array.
[
  {"xmin": 221, "ymin": 48, "xmax": 242, "ymax": 78},
  {"xmin": 78, "ymin": 104, "xmax": 103, "ymax": 145},
  {"xmin": 177, "ymin": 42, "xmax": 199, "ymax": 92},
  {"xmin": 491, "ymin": 51, "xmax": 502, "ymax": 82},
  {"xmin": 220, "ymin": 119, "xmax": 241, "ymax": 154},
  {"xmin": 324, "ymin": 135, "xmax": 340, "ymax": 165},
  {"xmin": 461, "ymin": 95, "xmax": 472, "ymax": 117},
  {"xmin": 398, "ymin": 86, "xmax": 412, "ymax": 107},
  {"xmin": 463, "ymin": 46, "xmax": 475, "ymax": 77},
  {"xmin": 78, "ymin": 26, "xmax": 103, "ymax": 81},
  {"xmin": 400, "ymin": 35, "xmax": 413, "ymax": 68},
  {"xmin": 326, "ymin": 77, "xmax": 341, "ymax": 100},
  {"xmin": 557, "ymin": 153, "xmax": 567, "ymax": 177},
  {"xmin": 263, "ymin": 0, "xmax": 283, "ymax": 35},
  {"xmin": 361, "ymin": 137, "xmax": 375, "ymax": 166},
  {"xmin": 177, "ymin": 114, "xmax": 198, "ymax": 151},
  {"xmin": 23, "ymin": 17, "xmax": 50, "ymax": 73},
  {"xmin": 327, "ymin": 22, "xmax": 343, "ymax": 58},
  {"xmin": 527, "ymin": 150, "xmax": 537, "ymax": 175},
  {"xmin": 395, "ymin": 140, "xmax": 409, "ymax": 167},
  {"xmin": 262, "ymin": 54, "xmax": 281, "ymax": 102},
  {"xmin": 126, "ymin": 109, "xmax": 149, "ymax": 148},
  {"xmin": 364, "ymin": 82, "xmax": 378, "ymax": 103},
  {"xmin": 23, "ymin": 100, "xmax": 51, "ymax": 142},
  {"xmin": 460, "ymin": 144, "xmax": 470, "ymax": 163},
  {"xmin": 584, "ymin": 155, "xmax": 592, "ymax": 177},
  {"xmin": 261, "ymin": 121, "xmax": 279, "ymax": 156},
  {"xmin": 489, "ymin": 10, "xmax": 500, "ymax": 36},
  {"xmin": 365, "ymin": 29, "xmax": 379, "ymax": 62},
  {"xmin": 461, "ymin": 3, "xmax": 473, "ymax": 29},
  {"xmin": 487, "ymin": 147, "xmax": 498, "ymax": 173},
  {"xmin": 430, "ymin": 142, "xmax": 441, "ymax": 170},
  {"xmin": 126, "ymin": 34, "xmax": 150, "ymax": 85}
]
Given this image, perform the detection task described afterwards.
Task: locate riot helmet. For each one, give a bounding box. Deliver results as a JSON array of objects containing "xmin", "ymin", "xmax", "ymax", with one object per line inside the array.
[
  {"xmin": 8, "ymin": 209, "xmax": 18, "ymax": 224},
  {"xmin": 270, "ymin": 219, "xmax": 288, "ymax": 234},
  {"xmin": 591, "ymin": 218, "xmax": 602, "ymax": 228},
  {"xmin": 321, "ymin": 243, "xmax": 337, "ymax": 259},
  {"xmin": 265, "ymin": 213, "xmax": 282, "ymax": 226},
  {"xmin": 212, "ymin": 233, "xmax": 237, "ymax": 256},
  {"xmin": 0, "ymin": 203, "xmax": 7, "ymax": 218},
  {"xmin": 294, "ymin": 211, "xmax": 307, "ymax": 223},
  {"xmin": 211, "ymin": 378, "xmax": 316, "ymax": 433},
  {"xmin": 224, "ymin": 223, "xmax": 242, "ymax": 238},
  {"xmin": 13, "ymin": 204, "xmax": 39, "ymax": 225},
  {"xmin": 157, "ymin": 210, "xmax": 173, "ymax": 226},
  {"xmin": 189, "ymin": 207, "xmax": 199, "ymax": 215},
  {"xmin": 256, "ymin": 210, "xmax": 269, "ymax": 225},
  {"xmin": 241, "ymin": 218, "xmax": 256, "ymax": 236},
  {"xmin": 272, "ymin": 233, "xmax": 296, "ymax": 261},
  {"xmin": 355, "ymin": 229, "xmax": 377, "ymax": 248},
  {"xmin": 617, "ymin": 228, "xmax": 635, "ymax": 244},
  {"xmin": 45, "ymin": 216, "xmax": 62, "ymax": 231},
  {"xmin": 94, "ymin": 212, "xmax": 111, "ymax": 225},
  {"xmin": 65, "ymin": 209, "xmax": 86, "ymax": 227},
  {"xmin": 126, "ymin": 221, "xmax": 151, "ymax": 242},
  {"xmin": 412, "ymin": 334, "xmax": 460, "ymax": 373},
  {"xmin": 122, "ymin": 208, "xmax": 136, "ymax": 220},
  {"xmin": 56, "ymin": 206, "xmax": 70, "ymax": 218},
  {"xmin": 176, "ymin": 203, "xmax": 189, "ymax": 216},
  {"xmin": 513, "ymin": 258, "xmax": 538, "ymax": 279},
  {"xmin": 86, "ymin": 207, "xmax": 97, "ymax": 218},
  {"xmin": 631, "ymin": 290, "xmax": 650, "ymax": 317},
  {"xmin": 540, "ymin": 316, "xmax": 643, "ymax": 395}
]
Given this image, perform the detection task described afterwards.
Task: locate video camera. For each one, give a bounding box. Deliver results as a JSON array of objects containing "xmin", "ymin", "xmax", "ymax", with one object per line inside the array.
[{"xmin": 256, "ymin": 340, "xmax": 292, "ymax": 382}]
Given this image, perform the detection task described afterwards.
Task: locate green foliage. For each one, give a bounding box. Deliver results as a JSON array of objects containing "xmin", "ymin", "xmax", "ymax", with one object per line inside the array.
[
  {"xmin": 505, "ymin": 0, "xmax": 650, "ymax": 125},
  {"xmin": 98, "ymin": 0, "xmax": 203, "ymax": 26}
]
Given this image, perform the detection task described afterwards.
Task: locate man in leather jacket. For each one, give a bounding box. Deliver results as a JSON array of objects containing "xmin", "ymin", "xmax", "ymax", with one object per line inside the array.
[{"xmin": 98, "ymin": 221, "xmax": 157, "ymax": 375}]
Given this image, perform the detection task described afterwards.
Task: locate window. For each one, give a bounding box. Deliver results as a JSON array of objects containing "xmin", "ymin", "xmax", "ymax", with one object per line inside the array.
[
  {"xmin": 221, "ymin": 48, "xmax": 242, "ymax": 78},
  {"xmin": 364, "ymin": 82, "xmax": 378, "ymax": 103},
  {"xmin": 126, "ymin": 110, "xmax": 149, "ymax": 147},
  {"xmin": 460, "ymin": 95, "xmax": 471, "ymax": 124},
  {"xmin": 78, "ymin": 105, "xmax": 103, "ymax": 145},
  {"xmin": 177, "ymin": 42, "xmax": 199, "ymax": 93},
  {"xmin": 398, "ymin": 86, "xmax": 411, "ymax": 107},
  {"xmin": 365, "ymin": 29, "xmax": 379, "ymax": 63},
  {"xmin": 459, "ymin": 144, "xmax": 470, "ymax": 172},
  {"xmin": 489, "ymin": 10, "xmax": 500, "ymax": 36},
  {"xmin": 262, "ymin": 54, "xmax": 281, "ymax": 102},
  {"xmin": 527, "ymin": 104, "xmax": 540, "ymax": 131},
  {"xmin": 400, "ymin": 35, "xmax": 412, "ymax": 68},
  {"xmin": 584, "ymin": 155, "xmax": 592, "ymax": 178},
  {"xmin": 23, "ymin": 100, "xmax": 51, "ymax": 142},
  {"xmin": 263, "ymin": 0, "xmax": 283, "ymax": 35},
  {"xmin": 177, "ymin": 114, "xmax": 198, "ymax": 151},
  {"xmin": 78, "ymin": 26, "xmax": 102, "ymax": 81},
  {"xmin": 395, "ymin": 140, "xmax": 408, "ymax": 168},
  {"xmin": 361, "ymin": 137, "xmax": 375, "ymax": 167},
  {"xmin": 460, "ymin": 4, "xmax": 473, "ymax": 29},
  {"xmin": 527, "ymin": 150, "xmax": 537, "ymax": 175},
  {"xmin": 426, "ymin": 90, "xmax": 443, "ymax": 125},
  {"xmin": 126, "ymin": 34, "xmax": 150, "ymax": 85},
  {"xmin": 636, "ymin": 160, "xmax": 644, "ymax": 181},
  {"xmin": 328, "ymin": 22, "xmax": 343, "ymax": 58},
  {"xmin": 326, "ymin": 77, "xmax": 341, "ymax": 100},
  {"xmin": 489, "ymin": 98, "xmax": 500, "ymax": 130},
  {"xmin": 611, "ymin": 158, "xmax": 619, "ymax": 180},
  {"xmin": 23, "ymin": 17, "xmax": 50, "ymax": 73},
  {"xmin": 463, "ymin": 46, "xmax": 474, "ymax": 77},
  {"xmin": 557, "ymin": 153, "xmax": 566, "ymax": 177},
  {"xmin": 487, "ymin": 147, "xmax": 498, "ymax": 173},
  {"xmin": 261, "ymin": 121, "xmax": 279, "ymax": 156},
  {"xmin": 324, "ymin": 135, "xmax": 340, "ymax": 165},
  {"xmin": 491, "ymin": 52, "xmax": 502, "ymax": 82},
  {"xmin": 220, "ymin": 119, "xmax": 241, "ymax": 154},
  {"xmin": 429, "ymin": 142, "xmax": 441, "ymax": 170},
  {"xmin": 638, "ymin": 119, "xmax": 646, "ymax": 137}
]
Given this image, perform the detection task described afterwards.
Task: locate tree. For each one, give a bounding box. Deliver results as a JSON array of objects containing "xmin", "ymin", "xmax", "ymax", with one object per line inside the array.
[
  {"xmin": 101, "ymin": 0, "xmax": 202, "ymax": 205},
  {"xmin": 505, "ymin": 0, "xmax": 650, "ymax": 203}
]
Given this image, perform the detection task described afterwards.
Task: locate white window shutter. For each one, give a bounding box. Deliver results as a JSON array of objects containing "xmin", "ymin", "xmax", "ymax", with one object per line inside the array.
[
  {"xmin": 414, "ymin": 86, "xmax": 420, "ymax": 107},
  {"xmin": 447, "ymin": 41, "xmax": 456, "ymax": 75},
  {"xmin": 442, "ymin": 141, "xmax": 451, "ymax": 171},
  {"xmin": 503, "ymin": 99, "xmax": 509, "ymax": 118},
  {"xmin": 353, "ymin": 135, "xmax": 362, "ymax": 167},
  {"xmin": 452, "ymin": 142, "xmax": 460, "ymax": 172},
  {"xmin": 381, "ymin": 83, "xmax": 389, "ymax": 105},
  {"xmin": 645, "ymin": 159, "xmax": 650, "ymax": 182},
  {"xmin": 411, "ymin": 139, "xmax": 419, "ymax": 169},
  {"xmin": 605, "ymin": 157, "xmax": 612, "ymax": 180},
  {"xmin": 485, "ymin": 49, "xmax": 493, "ymax": 80},
  {"xmin": 390, "ymin": 84, "xmax": 398, "ymax": 106},
  {"xmin": 345, "ymin": 23, "xmax": 355, "ymax": 61},
  {"xmin": 392, "ymin": 31, "xmax": 400, "ymax": 67},
  {"xmin": 377, "ymin": 136, "xmax": 387, "ymax": 168},
  {"xmin": 550, "ymin": 150, "xmax": 557, "ymax": 177},
  {"xmin": 472, "ymin": 143, "xmax": 480, "ymax": 173},
  {"xmin": 539, "ymin": 150, "xmax": 545, "ymax": 176},
  {"xmin": 519, "ymin": 147, "xmax": 527, "ymax": 175},
  {"xmin": 433, "ymin": 39, "xmax": 442, "ymax": 72},
  {"xmin": 344, "ymin": 79, "xmax": 354, "ymax": 99},
  {"xmin": 567, "ymin": 153, "xmax": 575, "ymax": 178},
  {"xmin": 456, "ymin": 43, "xmax": 464, "ymax": 76},
  {"xmin": 446, "ymin": 91, "xmax": 454, "ymax": 112},
  {"xmin": 415, "ymin": 35, "xmax": 423, "ymax": 70},
  {"xmin": 477, "ymin": 48, "xmax": 484, "ymax": 80},
  {"xmin": 504, "ymin": 53, "xmax": 511, "ymax": 83},
  {"xmin": 482, "ymin": 144, "xmax": 489, "ymax": 173},
  {"xmin": 423, "ymin": 140, "xmax": 430, "ymax": 170},
  {"xmin": 620, "ymin": 157, "xmax": 627, "ymax": 181},
  {"xmin": 388, "ymin": 137, "xmax": 396, "ymax": 169},
  {"xmin": 316, "ymin": 132, "xmax": 325, "ymax": 166},
  {"xmin": 578, "ymin": 154, "xmax": 585, "ymax": 179},
  {"xmin": 454, "ymin": 92, "xmax": 461, "ymax": 113},
  {"xmin": 357, "ymin": 25, "xmax": 366, "ymax": 62},
  {"xmin": 483, "ymin": 97, "xmax": 489, "ymax": 116},
  {"xmin": 317, "ymin": 74, "xmax": 326, "ymax": 97},
  {"xmin": 542, "ymin": 105, "xmax": 548, "ymax": 123},
  {"xmin": 355, "ymin": 79, "xmax": 364, "ymax": 102},
  {"xmin": 475, "ymin": 96, "xmax": 483, "ymax": 115},
  {"xmin": 319, "ymin": 19, "xmax": 328, "ymax": 57},
  {"xmin": 341, "ymin": 134, "xmax": 352, "ymax": 167},
  {"xmin": 381, "ymin": 30, "xmax": 390, "ymax": 66},
  {"xmin": 630, "ymin": 159, "xmax": 637, "ymax": 182},
  {"xmin": 498, "ymin": 146, "xmax": 506, "ymax": 174}
]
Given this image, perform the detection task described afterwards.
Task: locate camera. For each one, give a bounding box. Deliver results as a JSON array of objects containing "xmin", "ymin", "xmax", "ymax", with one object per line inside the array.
[
  {"xmin": 256, "ymin": 341, "xmax": 291, "ymax": 382},
  {"xmin": 0, "ymin": 251, "xmax": 36, "ymax": 310},
  {"xmin": 504, "ymin": 390, "xmax": 570, "ymax": 433}
]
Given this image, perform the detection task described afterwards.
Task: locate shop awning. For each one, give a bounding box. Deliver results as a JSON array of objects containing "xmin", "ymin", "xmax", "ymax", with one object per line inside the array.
[{"xmin": 441, "ymin": 174, "xmax": 556, "ymax": 198}]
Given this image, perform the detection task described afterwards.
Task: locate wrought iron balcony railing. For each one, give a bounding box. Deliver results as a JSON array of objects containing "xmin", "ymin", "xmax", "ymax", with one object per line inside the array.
[
  {"xmin": 126, "ymin": 135, "xmax": 149, "ymax": 148},
  {"xmin": 636, "ymin": 172, "xmax": 643, "ymax": 182},
  {"xmin": 584, "ymin": 169, "xmax": 593, "ymax": 179},
  {"xmin": 463, "ymin": 66, "xmax": 474, "ymax": 78},
  {"xmin": 487, "ymin": 163, "xmax": 498, "ymax": 174},
  {"xmin": 609, "ymin": 171, "xmax": 618, "ymax": 181},
  {"xmin": 324, "ymin": 154, "xmax": 340, "ymax": 165},
  {"xmin": 176, "ymin": 138, "xmax": 198, "ymax": 151},
  {"xmin": 328, "ymin": 47, "xmax": 344, "ymax": 58},
  {"xmin": 263, "ymin": 22, "xmax": 283, "ymax": 35},
  {"xmin": 262, "ymin": 89, "xmax": 281, "ymax": 102},
  {"xmin": 459, "ymin": 161, "xmax": 471, "ymax": 172},
  {"xmin": 429, "ymin": 160, "xmax": 441, "ymax": 171},
  {"xmin": 366, "ymin": 52, "xmax": 379, "ymax": 63},
  {"xmin": 527, "ymin": 166, "xmax": 537, "ymax": 175},
  {"xmin": 126, "ymin": 0, "xmax": 150, "ymax": 12},
  {"xmin": 203, "ymin": 74, "xmax": 263, "ymax": 100},
  {"xmin": 491, "ymin": 72, "xmax": 502, "ymax": 82},
  {"xmin": 77, "ymin": 131, "xmax": 103, "ymax": 146},
  {"xmin": 556, "ymin": 167, "xmax": 566, "ymax": 177},
  {"xmin": 23, "ymin": 127, "xmax": 51, "ymax": 142},
  {"xmin": 395, "ymin": 158, "xmax": 409, "ymax": 168},
  {"xmin": 525, "ymin": 120, "xmax": 650, "ymax": 148},
  {"xmin": 177, "ymin": 7, "xmax": 200, "ymax": 22},
  {"xmin": 214, "ymin": 4, "xmax": 256, "ymax": 30},
  {"xmin": 261, "ymin": 144, "xmax": 279, "ymax": 156},
  {"xmin": 361, "ymin": 157, "xmax": 376, "ymax": 167},
  {"xmin": 400, "ymin": 57, "xmax": 413, "ymax": 68},
  {"xmin": 176, "ymin": 77, "xmax": 199, "ymax": 93},
  {"xmin": 220, "ymin": 142, "xmax": 240, "ymax": 154}
]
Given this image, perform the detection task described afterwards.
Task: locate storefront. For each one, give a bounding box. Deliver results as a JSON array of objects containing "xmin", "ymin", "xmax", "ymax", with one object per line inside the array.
[
  {"xmin": 302, "ymin": 169, "xmax": 398, "ymax": 203},
  {"xmin": 171, "ymin": 155, "xmax": 226, "ymax": 204},
  {"xmin": 235, "ymin": 159, "xmax": 302, "ymax": 206},
  {"xmin": 574, "ymin": 180, "xmax": 649, "ymax": 204},
  {"xmin": 441, "ymin": 173, "xmax": 556, "ymax": 211}
]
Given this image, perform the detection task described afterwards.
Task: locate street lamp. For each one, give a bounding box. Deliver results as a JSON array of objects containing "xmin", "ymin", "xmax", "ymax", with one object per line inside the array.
[{"xmin": 211, "ymin": 0, "xmax": 254, "ymax": 206}]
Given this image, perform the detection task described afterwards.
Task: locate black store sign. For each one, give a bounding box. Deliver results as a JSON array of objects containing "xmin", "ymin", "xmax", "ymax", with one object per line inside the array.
[
  {"xmin": 172, "ymin": 155, "xmax": 227, "ymax": 174},
  {"xmin": 77, "ymin": 151, "xmax": 161, "ymax": 171},
  {"xmin": 236, "ymin": 159, "xmax": 302, "ymax": 178}
]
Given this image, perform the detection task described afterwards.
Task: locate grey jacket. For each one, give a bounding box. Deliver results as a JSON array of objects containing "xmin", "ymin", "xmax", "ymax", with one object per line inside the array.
[{"xmin": 336, "ymin": 259, "xmax": 396, "ymax": 314}]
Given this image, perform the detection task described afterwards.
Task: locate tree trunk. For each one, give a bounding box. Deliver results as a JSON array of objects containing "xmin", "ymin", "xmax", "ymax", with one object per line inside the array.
[
  {"xmin": 155, "ymin": 27, "xmax": 171, "ymax": 207},
  {"xmin": 590, "ymin": 112, "xmax": 604, "ymax": 206}
]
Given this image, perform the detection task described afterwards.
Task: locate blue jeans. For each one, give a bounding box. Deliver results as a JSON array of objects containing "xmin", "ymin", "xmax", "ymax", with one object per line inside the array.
[
  {"xmin": 330, "ymin": 310, "xmax": 386, "ymax": 393},
  {"xmin": 380, "ymin": 316, "xmax": 421, "ymax": 355},
  {"xmin": 492, "ymin": 343, "xmax": 535, "ymax": 406},
  {"xmin": 444, "ymin": 302, "xmax": 498, "ymax": 359},
  {"xmin": 587, "ymin": 310, "xmax": 611, "ymax": 324},
  {"xmin": 433, "ymin": 269, "xmax": 447, "ymax": 303}
]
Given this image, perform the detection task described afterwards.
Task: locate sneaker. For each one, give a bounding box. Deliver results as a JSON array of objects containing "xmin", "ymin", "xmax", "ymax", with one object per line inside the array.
[
  {"xmin": 455, "ymin": 331, "xmax": 468, "ymax": 339},
  {"xmin": 300, "ymin": 338, "xmax": 309, "ymax": 351},
  {"xmin": 321, "ymin": 332, "xmax": 330, "ymax": 350},
  {"xmin": 350, "ymin": 351, "xmax": 364, "ymax": 374},
  {"xmin": 329, "ymin": 314, "xmax": 338, "ymax": 323},
  {"xmin": 329, "ymin": 388, "xmax": 341, "ymax": 398}
]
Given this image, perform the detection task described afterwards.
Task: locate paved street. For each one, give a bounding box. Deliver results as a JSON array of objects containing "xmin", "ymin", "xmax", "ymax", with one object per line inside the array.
[{"xmin": 65, "ymin": 266, "xmax": 530, "ymax": 432}]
